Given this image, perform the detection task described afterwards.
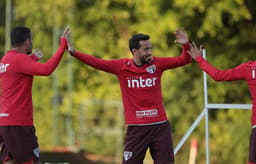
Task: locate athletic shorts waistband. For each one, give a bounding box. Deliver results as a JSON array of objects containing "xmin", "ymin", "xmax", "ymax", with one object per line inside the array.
[{"xmin": 127, "ymin": 120, "xmax": 168, "ymax": 126}]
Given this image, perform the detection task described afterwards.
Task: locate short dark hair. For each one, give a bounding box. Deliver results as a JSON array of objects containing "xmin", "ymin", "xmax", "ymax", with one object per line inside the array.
[
  {"xmin": 11, "ymin": 26, "xmax": 31, "ymax": 46},
  {"xmin": 129, "ymin": 33, "xmax": 150, "ymax": 53}
]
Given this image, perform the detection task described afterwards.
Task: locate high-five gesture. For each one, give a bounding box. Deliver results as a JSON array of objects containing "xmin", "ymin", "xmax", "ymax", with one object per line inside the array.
[
  {"xmin": 187, "ymin": 42, "xmax": 203, "ymax": 59},
  {"xmin": 66, "ymin": 32, "xmax": 75, "ymax": 55},
  {"xmin": 174, "ymin": 28, "xmax": 189, "ymax": 45},
  {"xmin": 61, "ymin": 26, "xmax": 71, "ymax": 39}
]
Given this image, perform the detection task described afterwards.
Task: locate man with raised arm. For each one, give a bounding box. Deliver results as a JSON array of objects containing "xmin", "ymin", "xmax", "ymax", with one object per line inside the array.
[
  {"xmin": 188, "ymin": 42, "xmax": 256, "ymax": 164},
  {"xmin": 67, "ymin": 28, "xmax": 191, "ymax": 164},
  {"xmin": 0, "ymin": 26, "xmax": 70, "ymax": 164}
]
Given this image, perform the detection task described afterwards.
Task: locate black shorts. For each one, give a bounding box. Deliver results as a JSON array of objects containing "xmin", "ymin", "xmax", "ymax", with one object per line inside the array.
[
  {"xmin": 249, "ymin": 127, "xmax": 256, "ymax": 163},
  {"xmin": 0, "ymin": 126, "xmax": 39, "ymax": 163},
  {"xmin": 123, "ymin": 121, "xmax": 174, "ymax": 164}
]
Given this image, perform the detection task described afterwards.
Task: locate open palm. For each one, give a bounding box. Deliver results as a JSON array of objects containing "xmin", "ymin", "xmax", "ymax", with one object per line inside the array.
[{"xmin": 174, "ymin": 28, "xmax": 189, "ymax": 45}]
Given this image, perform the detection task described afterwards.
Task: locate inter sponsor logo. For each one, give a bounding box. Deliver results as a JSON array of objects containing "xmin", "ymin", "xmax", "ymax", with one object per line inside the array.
[
  {"xmin": 136, "ymin": 109, "xmax": 158, "ymax": 118},
  {"xmin": 0, "ymin": 63, "xmax": 10, "ymax": 73},
  {"xmin": 127, "ymin": 77, "xmax": 157, "ymax": 88}
]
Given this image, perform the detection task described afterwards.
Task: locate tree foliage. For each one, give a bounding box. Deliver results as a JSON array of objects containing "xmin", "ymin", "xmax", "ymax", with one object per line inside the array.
[{"xmin": 0, "ymin": 0, "xmax": 255, "ymax": 163}]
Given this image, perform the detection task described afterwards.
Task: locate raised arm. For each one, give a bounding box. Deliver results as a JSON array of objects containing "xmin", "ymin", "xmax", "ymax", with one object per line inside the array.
[
  {"xmin": 66, "ymin": 32, "xmax": 121, "ymax": 74},
  {"xmin": 187, "ymin": 42, "xmax": 246, "ymax": 81},
  {"xmin": 16, "ymin": 26, "xmax": 70, "ymax": 76},
  {"xmin": 159, "ymin": 28, "xmax": 191, "ymax": 70},
  {"xmin": 173, "ymin": 28, "xmax": 192, "ymax": 65}
]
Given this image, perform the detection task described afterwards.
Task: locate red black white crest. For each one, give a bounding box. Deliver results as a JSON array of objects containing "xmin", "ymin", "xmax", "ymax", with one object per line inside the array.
[{"xmin": 146, "ymin": 65, "xmax": 156, "ymax": 74}]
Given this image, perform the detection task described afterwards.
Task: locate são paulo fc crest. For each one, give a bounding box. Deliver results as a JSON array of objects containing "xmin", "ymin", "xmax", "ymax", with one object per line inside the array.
[
  {"xmin": 33, "ymin": 147, "xmax": 40, "ymax": 158},
  {"xmin": 123, "ymin": 151, "xmax": 133, "ymax": 161},
  {"xmin": 146, "ymin": 65, "xmax": 156, "ymax": 74}
]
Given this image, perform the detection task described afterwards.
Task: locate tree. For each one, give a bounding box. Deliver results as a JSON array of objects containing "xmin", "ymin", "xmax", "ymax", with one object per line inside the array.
[{"xmin": 1, "ymin": 0, "xmax": 255, "ymax": 163}]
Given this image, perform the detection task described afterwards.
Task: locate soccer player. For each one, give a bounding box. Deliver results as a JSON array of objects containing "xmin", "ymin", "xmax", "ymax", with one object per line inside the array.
[
  {"xmin": 67, "ymin": 28, "xmax": 191, "ymax": 164},
  {"xmin": 0, "ymin": 26, "xmax": 70, "ymax": 164},
  {"xmin": 187, "ymin": 42, "xmax": 256, "ymax": 164}
]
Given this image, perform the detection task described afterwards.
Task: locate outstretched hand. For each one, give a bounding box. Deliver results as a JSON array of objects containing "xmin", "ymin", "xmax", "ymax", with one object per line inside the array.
[
  {"xmin": 174, "ymin": 27, "xmax": 189, "ymax": 45},
  {"xmin": 67, "ymin": 35, "xmax": 75, "ymax": 55},
  {"xmin": 187, "ymin": 42, "xmax": 203, "ymax": 59},
  {"xmin": 61, "ymin": 26, "xmax": 71, "ymax": 38},
  {"xmin": 60, "ymin": 26, "xmax": 75, "ymax": 55}
]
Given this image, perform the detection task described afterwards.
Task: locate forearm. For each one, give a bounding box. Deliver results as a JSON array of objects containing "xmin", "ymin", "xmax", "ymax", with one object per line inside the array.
[
  {"xmin": 196, "ymin": 56, "xmax": 222, "ymax": 80},
  {"xmin": 73, "ymin": 51, "xmax": 103, "ymax": 68},
  {"xmin": 72, "ymin": 51, "xmax": 119, "ymax": 73},
  {"xmin": 43, "ymin": 37, "xmax": 67, "ymax": 75},
  {"xmin": 195, "ymin": 56, "xmax": 245, "ymax": 81},
  {"xmin": 177, "ymin": 43, "xmax": 192, "ymax": 65}
]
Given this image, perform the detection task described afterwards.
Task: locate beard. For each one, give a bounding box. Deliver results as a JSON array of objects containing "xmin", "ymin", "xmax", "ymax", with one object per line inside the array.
[
  {"xmin": 26, "ymin": 46, "xmax": 32, "ymax": 54},
  {"xmin": 141, "ymin": 56, "xmax": 152, "ymax": 64},
  {"xmin": 26, "ymin": 43, "xmax": 32, "ymax": 54},
  {"xmin": 26, "ymin": 49, "xmax": 32, "ymax": 54}
]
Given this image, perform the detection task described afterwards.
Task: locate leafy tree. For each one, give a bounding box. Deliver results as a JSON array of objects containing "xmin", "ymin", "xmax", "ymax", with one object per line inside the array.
[{"xmin": 0, "ymin": 0, "xmax": 255, "ymax": 163}]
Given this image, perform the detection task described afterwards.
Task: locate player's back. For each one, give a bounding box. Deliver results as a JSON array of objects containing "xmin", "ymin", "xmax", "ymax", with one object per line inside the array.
[{"xmin": 0, "ymin": 51, "xmax": 34, "ymax": 126}]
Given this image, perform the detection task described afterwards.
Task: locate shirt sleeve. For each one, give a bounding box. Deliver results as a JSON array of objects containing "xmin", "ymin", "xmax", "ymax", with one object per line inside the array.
[
  {"xmin": 195, "ymin": 56, "xmax": 247, "ymax": 81},
  {"xmin": 158, "ymin": 43, "xmax": 192, "ymax": 70},
  {"xmin": 72, "ymin": 51, "xmax": 121, "ymax": 74},
  {"xmin": 15, "ymin": 37, "xmax": 67, "ymax": 76}
]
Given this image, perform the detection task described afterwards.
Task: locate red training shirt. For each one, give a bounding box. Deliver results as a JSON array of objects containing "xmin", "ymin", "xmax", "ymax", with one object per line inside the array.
[
  {"xmin": 0, "ymin": 38, "xmax": 67, "ymax": 126},
  {"xmin": 73, "ymin": 44, "xmax": 191, "ymax": 125},
  {"xmin": 195, "ymin": 56, "xmax": 256, "ymax": 126}
]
